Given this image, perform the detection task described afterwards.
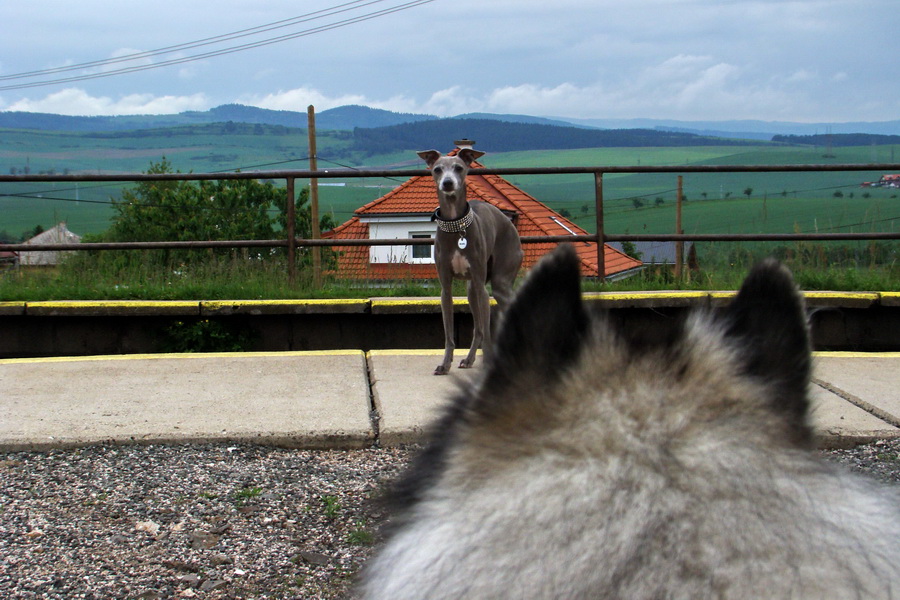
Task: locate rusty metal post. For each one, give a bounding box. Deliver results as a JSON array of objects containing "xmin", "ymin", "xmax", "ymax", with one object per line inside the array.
[
  {"xmin": 594, "ymin": 172, "xmax": 605, "ymax": 281},
  {"xmin": 675, "ymin": 175, "xmax": 684, "ymax": 279},
  {"xmin": 286, "ymin": 177, "xmax": 297, "ymax": 286}
]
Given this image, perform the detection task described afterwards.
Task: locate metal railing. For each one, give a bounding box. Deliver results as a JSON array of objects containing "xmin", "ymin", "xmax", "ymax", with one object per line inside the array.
[{"xmin": 3, "ymin": 162, "xmax": 900, "ymax": 281}]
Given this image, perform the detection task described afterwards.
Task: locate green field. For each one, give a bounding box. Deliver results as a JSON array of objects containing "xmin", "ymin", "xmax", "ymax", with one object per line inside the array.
[{"xmin": 1, "ymin": 131, "xmax": 898, "ymax": 245}]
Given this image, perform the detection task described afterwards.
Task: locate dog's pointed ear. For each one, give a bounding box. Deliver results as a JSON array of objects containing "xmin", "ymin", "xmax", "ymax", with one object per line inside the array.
[
  {"xmin": 417, "ymin": 150, "xmax": 441, "ymax": 168},
  {"xmin": 724, "ymin": 258, "xmax": 812, "ymax": 442},
  {"xmin": 457, "ymin": 148, "xmax": 485, "ymax": 166},
  {"xmin": 482, "ymin": 244, "xmax": 589, "ymax": 396}
]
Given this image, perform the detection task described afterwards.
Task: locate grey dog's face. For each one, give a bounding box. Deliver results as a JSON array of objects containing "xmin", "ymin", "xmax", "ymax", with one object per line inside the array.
[
  {"xmin": 417, "ymin": 148, "xmax": 485, "ymax": 198},
  {"xmin": 430, "ymin": 157, "xmax": 467, "ymax": 195}
]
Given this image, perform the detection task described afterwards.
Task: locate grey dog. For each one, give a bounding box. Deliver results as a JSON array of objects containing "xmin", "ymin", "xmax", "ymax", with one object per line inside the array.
[
  {"xmin": 360, "ymin": 244, "xmax": 900, "ymax": 599},
  {"xmin": 417, "ymin": 148, "xmax": 522, "ymax": 375}
]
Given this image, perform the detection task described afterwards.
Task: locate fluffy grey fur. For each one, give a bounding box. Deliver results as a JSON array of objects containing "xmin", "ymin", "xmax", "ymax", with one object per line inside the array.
[{"xmin": 360, "ymin": 244, "xmax": 900, "ymax": 599}]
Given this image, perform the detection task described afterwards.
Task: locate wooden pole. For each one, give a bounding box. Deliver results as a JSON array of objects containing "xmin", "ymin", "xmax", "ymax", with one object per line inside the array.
[
  {"xmin": 286, "ymin": 177, "xmax": 296, "ymax": 286},
  {"xmin": 594, "ymin": 172, "xmax": 605, "ymax": 281},
  {"xmin": 675, "ymin": 175, "xmax": 684, "ymax": 279},
  {"xmin": 307, "ymin": 105, "xmax": 322, "ymax": 287}
]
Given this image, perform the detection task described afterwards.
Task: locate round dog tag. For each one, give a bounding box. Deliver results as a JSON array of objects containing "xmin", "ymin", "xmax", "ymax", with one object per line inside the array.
[{"xmin": 457, "ymin": 237, "xmax": 468, "ymax": 249}]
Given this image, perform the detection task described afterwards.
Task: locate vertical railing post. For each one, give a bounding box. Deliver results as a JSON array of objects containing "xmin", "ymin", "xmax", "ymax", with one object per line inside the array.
[
  {"xmin": 594, "ymin": 171, "xmax": 605, "ymax": 282},
  {"xmin": 286, "ymin": 176, "xmax": 296, "ymax": 286}
]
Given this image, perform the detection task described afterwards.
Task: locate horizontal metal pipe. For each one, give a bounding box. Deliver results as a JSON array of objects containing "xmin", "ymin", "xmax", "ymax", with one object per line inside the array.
[
  {"xmin": 6, "ymin": 231, "xmax": 900, "ymax": 253},
  {"xmin": 2, "ymin": 163, "xmax": 900, "ymax": 183}
]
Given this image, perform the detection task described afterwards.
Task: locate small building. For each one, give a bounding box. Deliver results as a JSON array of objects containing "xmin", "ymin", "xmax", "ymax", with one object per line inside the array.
[
  {"xmin": 322, "ymin": 143, "xmax": 642, "ymax": 280},
  {"xmin": 608, "ymin": 241, "xmax": 694, "ymax": 267},
  {"xmin": 0, "ymin": 250, "xmax": 17, "ymax": 269},
  {"xmin": 19, "ymin": 222, "xmax": 81, "ymax": 266},
  {"xmin": 879, "ymin": 175, "xmax": 900, "ymax": 188}
]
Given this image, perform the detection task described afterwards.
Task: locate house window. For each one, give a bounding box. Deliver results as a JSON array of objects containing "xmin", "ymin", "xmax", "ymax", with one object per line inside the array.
[{"xmin": 411, "ymin": 233, "xmax": 433, "ymax": 262}]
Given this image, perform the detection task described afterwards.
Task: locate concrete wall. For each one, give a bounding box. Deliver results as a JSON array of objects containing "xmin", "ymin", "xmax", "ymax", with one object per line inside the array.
[{"xmin": 2, "ymin": 292, "xmax": 899, "ymax": 358}]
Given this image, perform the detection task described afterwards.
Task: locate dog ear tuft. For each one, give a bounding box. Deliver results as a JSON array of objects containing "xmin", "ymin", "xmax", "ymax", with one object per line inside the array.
[
  {"xmin": 484, "ymin": 244, "xmax": 588, "ymax": 393},
  {"xmin": 457, "ymin": 148, "xmax": 485, "ymax": 166},
  {"xmin": 417, "ymin": 150, "xmax": 441, "ymax": 168},
  {"xmin": 724, "ymin": 258, "xmax": 812, "ymax": 441}
]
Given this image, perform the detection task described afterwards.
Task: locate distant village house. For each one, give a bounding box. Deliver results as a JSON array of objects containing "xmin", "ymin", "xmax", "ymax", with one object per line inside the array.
[
  {"xmin": 861, "ymin": 174, "xmax": 900, "ymax": 188},
  {"xmin": 19, "ymin": 222, "xmax": 81, "ymax": 266}
]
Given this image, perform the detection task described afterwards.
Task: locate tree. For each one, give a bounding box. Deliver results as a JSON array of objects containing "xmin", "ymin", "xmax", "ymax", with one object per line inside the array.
[
  {"xmin": 621, "ymin": 239, "xmax": 643, "ymax": 261},
  {"xmin": 103, "ymin": 158, "xmax": 332, "ymax": 267},
  {"xmin": 743, "ymin": 187, "xmax": 753, "ymax": 199}
]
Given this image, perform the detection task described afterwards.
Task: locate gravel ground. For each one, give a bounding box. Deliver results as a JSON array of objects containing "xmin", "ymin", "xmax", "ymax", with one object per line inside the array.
[
  {"xmin": 0, "ymin": 444, "xmax": 411, "ymax": 600},
  {"xmin": 2, "ymin": 439, "xmax": 900, "ymax": 600}
]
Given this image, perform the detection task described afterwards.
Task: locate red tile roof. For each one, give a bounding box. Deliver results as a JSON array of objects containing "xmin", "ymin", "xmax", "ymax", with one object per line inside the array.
[{"xmin": 323, "ymin": 154, "xmax": 642, "ymax": 280}]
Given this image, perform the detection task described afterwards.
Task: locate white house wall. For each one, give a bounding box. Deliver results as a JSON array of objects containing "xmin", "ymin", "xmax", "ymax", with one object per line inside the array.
[{"xmin": 362, "ymin": 216, "xmax": 436, "ymax": 265}]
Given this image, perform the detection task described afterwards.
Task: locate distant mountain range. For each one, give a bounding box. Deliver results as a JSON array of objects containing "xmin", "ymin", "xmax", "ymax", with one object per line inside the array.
[
  {"xmin": 563, "ymin": 117, "xmax": 900, "ymax": 140},
  {"xmin": 2, "ymin": 103, "xmax": 899, "ymax": 141}
]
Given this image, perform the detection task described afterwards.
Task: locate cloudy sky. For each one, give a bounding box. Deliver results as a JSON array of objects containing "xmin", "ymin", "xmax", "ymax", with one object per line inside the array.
[{"xmin": 0, "ymin": 0, "xmax": 897, "ymax": 123}]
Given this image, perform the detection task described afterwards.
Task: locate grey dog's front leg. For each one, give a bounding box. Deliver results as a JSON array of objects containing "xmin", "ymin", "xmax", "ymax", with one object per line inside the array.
[
  {"xmin": 461, "ymin": 281, "xmax": 490, "ymax": 369},
  {"xmin": 436, "ymin": 285, "xmax": 456, "ymax": 375}
]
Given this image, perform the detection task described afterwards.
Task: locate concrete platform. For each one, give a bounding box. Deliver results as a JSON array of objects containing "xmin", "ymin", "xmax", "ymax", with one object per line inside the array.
[
  {"xmin": 0, "ymin": 350, "xmax": 898, "ymax": 452},
  {"xmin": 0, "ymin": 351, "xmax": 373, "ymax": 451}
]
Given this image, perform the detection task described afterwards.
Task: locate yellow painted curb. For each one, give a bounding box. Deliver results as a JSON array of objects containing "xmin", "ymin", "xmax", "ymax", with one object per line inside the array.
[
  {"xmin": 371, "ymin": 298, "xmax": 453, "ymax": 306},
  {"xmin": 593, "ymin": 291, "xmax": 709, "ymax": 301},
  {"xmin": 0, "ymin": 350, "xmax": 364, "ymax": 365},
  {"xmin": 367, "ymin": 349, "xmax": 482, "ymax": 357},
  {"xmin": 26, "ymin": 300, "xmax": 198, "ymax": 309},
  {"xmin": 813, "ymin": 351, "xmax": 900, "ymax": 358},
  {"xmin": 201, "ymin": 299, "xmax": 365, "ymax": 309}
]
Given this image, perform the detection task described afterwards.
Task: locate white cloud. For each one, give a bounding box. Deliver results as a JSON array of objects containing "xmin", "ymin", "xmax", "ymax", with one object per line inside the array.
[
  {"xmin": 2, "ymin": 88, "xmax": 210, "ymax": 116},
  {"xmin": 785, "ymin": 70, "xmax": 817, "ymax": 84},
  {"xmin": 242, "ymin": 87, "xmax": 369, "ymax": 113},
  {"xmin": 459, "ymin": 56, "xmax": 802, "ymax": 121}
]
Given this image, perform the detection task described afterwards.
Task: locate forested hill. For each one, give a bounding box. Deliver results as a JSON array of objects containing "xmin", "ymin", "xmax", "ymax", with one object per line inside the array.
[
  {"xmin": 772, "ymin": 133, "xmax": 900, "ymax": 146},
  {"xmin": 0, "ymin": 104, "xmax": 437, "ymax": 132},
  {"xmin": 352, "ymin": 118, "xmax": 766, "ymax": 153}
]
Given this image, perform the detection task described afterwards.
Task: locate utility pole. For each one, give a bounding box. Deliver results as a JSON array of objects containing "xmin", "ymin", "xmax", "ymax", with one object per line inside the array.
[{"xmin": 307, "ymin": 105, "xmax": 322, "ymax": 287}]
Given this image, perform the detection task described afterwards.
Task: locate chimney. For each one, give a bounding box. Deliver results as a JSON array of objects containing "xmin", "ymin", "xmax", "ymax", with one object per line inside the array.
[{"xmin": 454, "ymin": 139, "xmax": 475, "ymax": 149}]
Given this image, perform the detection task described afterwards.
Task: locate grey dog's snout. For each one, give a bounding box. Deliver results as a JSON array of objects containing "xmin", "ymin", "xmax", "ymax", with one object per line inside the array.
[{"xmin": 441, "ymin": 178, "xmax": 457, "ymax": 191}]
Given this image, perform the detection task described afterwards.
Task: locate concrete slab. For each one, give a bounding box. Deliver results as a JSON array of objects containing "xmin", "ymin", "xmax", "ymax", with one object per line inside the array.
[
  {"xmin": 812, "ymin": 353, "xmax": 900, "ymax": 429},
  {"xmin": 200, "ymin": 299, "xmax": 369, "ymax": 316},
  {"xmin": 809, "ymin": 383, "xmax": 898, "ymax": 448},
  {"xmin": 26, "ymin": 300, "xmax": 200, "ymax": 316},
  {"xmin": 367, "ymin": 350, "xmax": 900, "ymax": 449},
  {"xmin": 368, "ymin": 350, "xmax": 480, "ymax": 445},
  {"xmin": 0, "ymin": 351, "xmax": 374, "ymax": 451},
  {"xmin": 0, "ymin": 301, "xmax": 25, "ymax": 316}
]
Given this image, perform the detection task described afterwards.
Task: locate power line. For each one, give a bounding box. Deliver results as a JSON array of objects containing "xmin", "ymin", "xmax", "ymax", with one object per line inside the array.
[
  {"xmin": 0, "ymin": 0, "xmax": 435, "ymax": 91},
  {"xmin": 0, "ymin": 0, "xmax": 385, "ymax": 82}
]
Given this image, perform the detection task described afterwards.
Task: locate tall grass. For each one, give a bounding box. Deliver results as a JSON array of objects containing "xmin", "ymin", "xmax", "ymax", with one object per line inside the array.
[
  {"xmin": 0, "ymin": 252, "xmax": 446, "ymax": 301},
  {"xmin": 2, "ymin": 240, "xmax": 898, "ymax": 301},
  {"xmin": 596, "ymin": 240, "xmax": 900, "ymax": 292}
]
